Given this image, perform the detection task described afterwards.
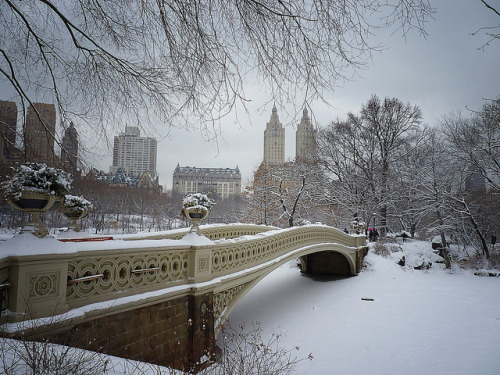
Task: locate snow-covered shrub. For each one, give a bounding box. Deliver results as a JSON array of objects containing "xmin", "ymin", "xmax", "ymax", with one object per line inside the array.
[
  {"xmin": 182, "ymin": 193, "xmax": 215, "ymax": 212},
  {"xmin": 1, "ymin": 163, "xmax": 72, "ymax": 200},
  {"xmin": 372, "ymin": 240, "xmax": 402, "ymax": 257},
  {"xmin": 63, "ymin": 195, "xmax": 94, "ymax": 214},
  {"xmin": 0, "ymin": 338, "xmax": 109, "ymax": 375},
  {"xmin": 205, "ymin": 321, "xmax": 312, "ymax": 375}
]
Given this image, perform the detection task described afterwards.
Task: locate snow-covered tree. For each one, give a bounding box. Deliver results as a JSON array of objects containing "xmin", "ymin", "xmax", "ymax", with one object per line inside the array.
[
  {"xmin": 246, "ymin": 160, "xmax": 326, "ymax": 228},
  {"xmin": 317, "ymin": 95, "xmax": 423, "ymax": 235},
  {"xmin": 443, "ymin": 96, "xmax": 500, "ymax": 192}
]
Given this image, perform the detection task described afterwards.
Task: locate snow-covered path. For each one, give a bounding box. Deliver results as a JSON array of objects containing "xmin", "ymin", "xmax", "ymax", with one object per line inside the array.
[{"xmin": 228, "ymin": 244, "xmax": 500, "ymax": 375}]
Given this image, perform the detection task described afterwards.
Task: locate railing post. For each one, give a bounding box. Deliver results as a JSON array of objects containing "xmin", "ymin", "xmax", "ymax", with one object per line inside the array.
[
  {"xmin": 189, "ymin": 246, "xmax": 213, "ymax": 283},
  {"xmin": 357, "ymin": 234, "xmax": 367, "ymax": 247},
  {"xmin": 8, "ymin": 255, "xmax": 69, "ymax": 321}
]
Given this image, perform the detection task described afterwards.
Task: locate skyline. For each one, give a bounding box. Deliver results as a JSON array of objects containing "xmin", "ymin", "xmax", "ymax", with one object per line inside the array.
[
  {"xmin": 131, "ymin": 1, "xmax": 500, "ymax": 191},
  {"xmin": 1, "ymin": 1, "xmax": 499, "ymax": 193}
]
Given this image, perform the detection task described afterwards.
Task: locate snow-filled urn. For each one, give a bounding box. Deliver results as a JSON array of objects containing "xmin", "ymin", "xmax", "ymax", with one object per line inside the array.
[
  {"xmin": 181, "ymin": 193, "xmax": 215, "ymax": 234},
  {"xmin": 60, "ymin": 195, "xmax": 94, "ymax": 232},
  {"xmin": 1, "ymin": 163, "xmax": 72, "ymax": 237},
  {"xmin": 1, "ymin": 163, "xmax": 72, "ymax": 200}
]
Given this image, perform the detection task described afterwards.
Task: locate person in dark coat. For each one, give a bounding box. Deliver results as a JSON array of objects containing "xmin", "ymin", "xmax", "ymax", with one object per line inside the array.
[
  {"xmin": 402, "ymin": 232, "xmax": 409, "ymax": 243},
  {"xmin": 367, "ymin": 228, "xmax": 372, "ymax": 241}
]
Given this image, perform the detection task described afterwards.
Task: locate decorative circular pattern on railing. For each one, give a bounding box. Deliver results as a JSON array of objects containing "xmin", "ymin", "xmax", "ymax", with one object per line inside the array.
[
  {"xmin": 62, "ymin": 225, "xmax": 361, "ymax": 312},
  {"xmin": 211, "ymin": 226, "xmax": 357, "ymax": 277},
  {"xmin": 66, "ymin": 250, "xmax": 190, "ymax": 303}
]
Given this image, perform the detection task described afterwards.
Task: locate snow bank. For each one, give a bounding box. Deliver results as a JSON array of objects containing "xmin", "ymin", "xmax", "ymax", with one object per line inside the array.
[{"xmin": 228, "ymin": 239, "xmax": 500, "ymax": 375}]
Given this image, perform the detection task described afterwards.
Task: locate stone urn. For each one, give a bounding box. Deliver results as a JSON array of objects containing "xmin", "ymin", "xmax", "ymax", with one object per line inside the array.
[
  {"xmin": 182, "ymin": 206, "xmax": 209, "ymax": 234},
  {"xmin": 59, "ymin": 195, "xmax": 93, "ymax": 233},
  {"xmin": 60, "ymin": 207, "xmax": 87, "ymax": 232},
  {"xmin": 7, "ymin": 191, "xmax": 60, "ymax": 237},
  {"xmin": 350, "ymin": 219, "xmax": 366, "ymax": 235},
  {"xmin": 181, "ymin": 193, "xmax": 215, "ymax": 235}
]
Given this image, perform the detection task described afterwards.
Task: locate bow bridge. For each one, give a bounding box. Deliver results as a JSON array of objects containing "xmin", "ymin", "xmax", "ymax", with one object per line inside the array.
[{"xmin": 0, "ymin": 224, "xmax": 367, "ymax": 371}]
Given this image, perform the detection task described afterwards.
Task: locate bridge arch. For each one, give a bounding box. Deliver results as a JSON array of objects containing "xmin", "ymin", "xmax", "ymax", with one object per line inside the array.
[{"xmin": 213, "ymin": 243, "xmax": 359, "ymax": 333}]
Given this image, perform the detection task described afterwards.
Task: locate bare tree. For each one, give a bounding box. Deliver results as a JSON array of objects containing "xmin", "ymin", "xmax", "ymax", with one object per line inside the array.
[
  {"xmin": 317, "ymin": 95, "xmax": 423, "ymax": 235},
  {"xmin": 206, "ymin": 322, "xmax": 312, "ymax": 375},
  {"xmin": 474, "ymin": 0, "xmax": 500, "ymax": 49},
  {"xmin": 443, "ymin": 97, "xmax": 500, "ymax": 192},
  {"xmin": 407, "ymin": 130, "xmax": 455, "ymax": 267},
  {"xmin": 317, "ymin": 115, "xmax": 379, "ymax": 228},
  {"xmin": 247, "ymin": 160, "xmax": 325, "ymax": 228},
  {"xmin": 360, "ymin": 95, "xmax": 423, "ymax": 235},
  {"xmin": 0, "ymin": 1, "xmax": 433, "ymax": 148}
]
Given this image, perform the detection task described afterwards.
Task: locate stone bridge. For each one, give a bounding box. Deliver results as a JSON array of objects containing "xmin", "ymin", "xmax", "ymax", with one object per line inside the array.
[{"xmin": 0, "ymin": 224, "xmax": 367, "ymax": 371}]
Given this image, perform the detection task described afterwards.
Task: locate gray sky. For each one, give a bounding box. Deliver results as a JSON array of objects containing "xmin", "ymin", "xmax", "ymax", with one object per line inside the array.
[
  {"xmin": 2, "ymin": 1, "xmax": 499, "ymax": 192},
  {"xmin": 141, "ymin": 1, "xmax": 500, "ymax": 191}
]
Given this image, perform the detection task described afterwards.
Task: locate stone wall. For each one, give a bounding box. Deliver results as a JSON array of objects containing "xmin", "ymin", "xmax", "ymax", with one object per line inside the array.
[{"xmin": 47, "ymin": 293, "xmax": 214, "ymax": 371}]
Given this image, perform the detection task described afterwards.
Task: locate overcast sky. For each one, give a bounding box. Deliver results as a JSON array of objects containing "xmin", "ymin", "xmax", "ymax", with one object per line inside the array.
[
  {"xmin": 2, "ymin": 2, "xmax": 499, "ymax": 192},
  {"xmin": 139, "ymin": 1, "xmax": 499, "ymax": 191}
]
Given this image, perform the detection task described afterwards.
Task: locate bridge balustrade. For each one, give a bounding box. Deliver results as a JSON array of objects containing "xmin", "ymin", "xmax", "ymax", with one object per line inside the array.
[
  {"xmin": 0, "ymin": 224, "xmax": 365, "ymax": 322},
  {"xmin": 122, "ymin": 223, "xmax": 278, "ymax": 241}
]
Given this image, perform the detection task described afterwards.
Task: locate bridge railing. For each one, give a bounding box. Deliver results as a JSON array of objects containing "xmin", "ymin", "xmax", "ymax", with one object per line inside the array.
[
  {"xmin": 0, "ymin": 224, "xmax": 365, "ymax": 323},
  {"xmin": 208, "ymin": 225, "xmax": 364, "ymax": 279},
  {"xmin": 121, "ymin": 223, "xmax": 278, "ymax": 241}
]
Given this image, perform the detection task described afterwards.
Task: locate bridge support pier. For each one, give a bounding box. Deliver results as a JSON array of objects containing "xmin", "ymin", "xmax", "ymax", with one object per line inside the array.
[
  {"xmin": 13, "ymin": 291, "xmax": 216, "ymax": 373},
  {"xmin": 190, "ymin": 292, "xmax": 216, "ymax": 371}
]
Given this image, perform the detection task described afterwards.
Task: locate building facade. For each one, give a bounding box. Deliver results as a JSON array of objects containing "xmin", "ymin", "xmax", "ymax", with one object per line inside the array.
[
  {"xmin": 465, "ymin": 165, "xmax": 486, "ymax": 194},
  {"xmin": 61, "ymin": 121, "xmax": 79, "ymax": 175},
  {"xmin": 110, "ymin": 126, "xmax": 157, "ymax": 177},
  {"xmin": 263, "ymin": 104, "xmax": 285, "ymax": 166},
  {"xmin": 295, "ymin": 107, "xmax": 317, "ymax": 161},
  {"xmin": 0, "ymin": 100, "xmax": 17, "ymax": 160},
  {"xmin": 25, "ymin": 103, "xmax": 56, "ymax": 165},
  {"xmin": 0, "ymin": 100, "xmax": 22, "ymax": 177},
  {"xmin": 172, "ymin": 164, "xmax": 241, "ymax": 199},
  {"xmin": 84, "ymin": 167, "xmax": 161, "ymax": 193}
]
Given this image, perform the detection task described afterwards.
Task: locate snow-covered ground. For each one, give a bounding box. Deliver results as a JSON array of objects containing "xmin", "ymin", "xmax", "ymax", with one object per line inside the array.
[{"xmin": 228, "ymin": 239, "xmax": 500, "ymax": 375}]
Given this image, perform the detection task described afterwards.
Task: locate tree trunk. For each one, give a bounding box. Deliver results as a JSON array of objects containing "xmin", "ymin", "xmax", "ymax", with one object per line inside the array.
[
  {"xmin": 460, "ymin": 199, "xmax": 490, "ymax": 260},
  {"xmin": 435, "ymin": 207, "xmax": 451, "ymax": 269}
]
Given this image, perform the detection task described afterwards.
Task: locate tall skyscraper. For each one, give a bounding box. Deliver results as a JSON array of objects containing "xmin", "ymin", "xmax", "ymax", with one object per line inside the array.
[
  {"xmin": 295, "ymin": 107, "xmax": 316, "ymax": 161},
  {"xmin": 0, "ymin": 100, "xmax": 18, "ymax": 160},
  {"xmin": 25, "ymin": 103, "xmax": 56, "ymax": 165},
  {"xmin": 61, "ymin": 121, "xmax": 79, "ymax": 175},
  {"xmin": 110, "ymin": 126, "xmax": 157, "ymax": 177},
  {"xmin": 263, "ymin": 104, "xmax": 285, "ymax": 166}
]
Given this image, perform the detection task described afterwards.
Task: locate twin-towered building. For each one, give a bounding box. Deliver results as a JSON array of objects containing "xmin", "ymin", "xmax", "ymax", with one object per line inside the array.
[
  {"xmin": 172, "ymin": 105, "xmax": 317, "ymax": 199},
  {"xmin": 263, "ymin": 104, "xmax": 317, "ymax": 166}
]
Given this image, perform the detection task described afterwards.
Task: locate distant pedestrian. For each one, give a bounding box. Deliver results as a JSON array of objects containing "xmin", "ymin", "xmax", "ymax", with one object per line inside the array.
[
  {"xmin": 368, "ymin": 228, "xmax": 374, "ymax": 242},
  {"xmin": 402, "ymin": 232, "xmax": 409, "ymax": 243},
  {"xmin": 373, "ymin": 228, "xmax": 379, "ymax": 241}
]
